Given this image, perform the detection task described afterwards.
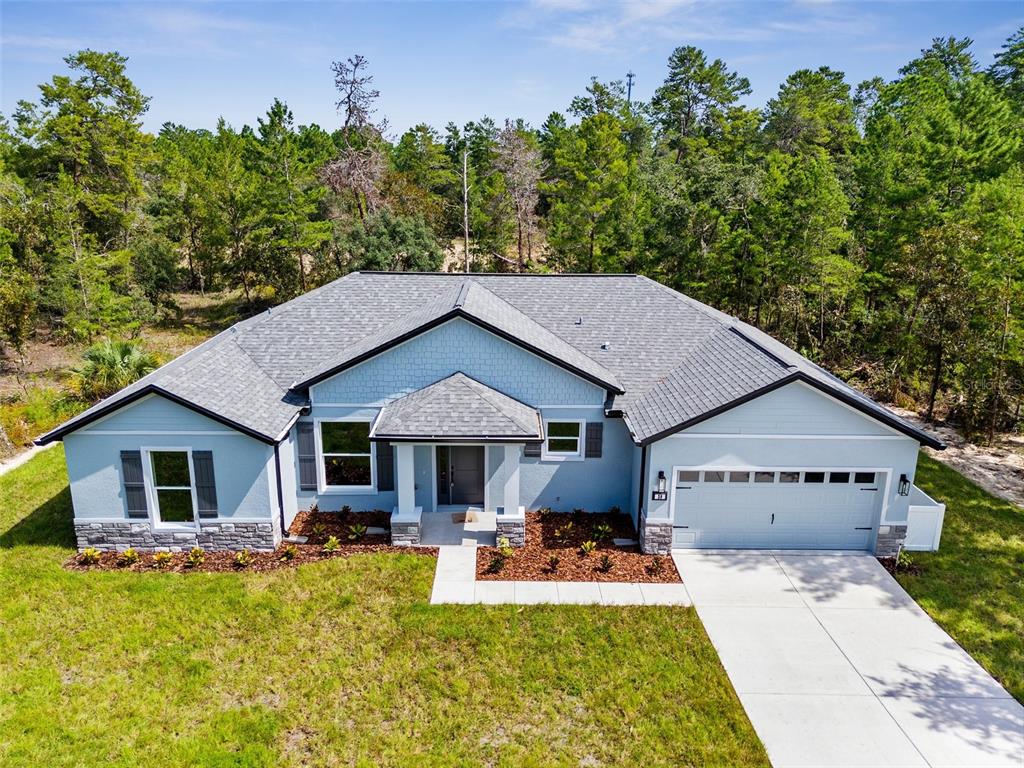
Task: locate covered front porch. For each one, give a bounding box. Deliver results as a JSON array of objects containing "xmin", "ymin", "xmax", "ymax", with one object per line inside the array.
[{"xmin": 372, "ymin": 372, "xmax": 540, "ymax": 547}]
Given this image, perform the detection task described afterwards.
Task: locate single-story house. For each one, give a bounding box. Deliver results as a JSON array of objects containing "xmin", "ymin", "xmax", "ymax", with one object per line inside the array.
[{"xmin": 38, "ymin": 272, "xmax": 948, "ymax": 556}]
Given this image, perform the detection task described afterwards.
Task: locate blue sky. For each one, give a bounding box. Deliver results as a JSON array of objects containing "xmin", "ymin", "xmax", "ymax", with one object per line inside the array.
[{"xmin": 2, "ymin": 1, "xmax": 1021, "ymax": 137}]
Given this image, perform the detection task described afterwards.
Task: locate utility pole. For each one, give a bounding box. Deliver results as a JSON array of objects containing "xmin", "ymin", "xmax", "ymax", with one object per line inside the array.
[
  {"xmin": 462, "ymin": 148, "xmax": 470, "ymax": 273},
  {"xmin": 626, "ymin": 71, "xmax": 635, "ymax": 108}
]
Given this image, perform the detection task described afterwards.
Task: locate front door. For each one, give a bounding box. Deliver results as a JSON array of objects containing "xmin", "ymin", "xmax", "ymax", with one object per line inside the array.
[{"xmin": 437, "ymin": 446, "xmax": 484, "ymax": 505}]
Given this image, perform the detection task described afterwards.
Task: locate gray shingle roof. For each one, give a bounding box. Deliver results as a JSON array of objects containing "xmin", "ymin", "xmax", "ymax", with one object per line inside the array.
[
  {"xmin": 37, "ymin": 272, "xmax": 943, "ymax": 448},
  {"xmin": 372, "ymin": 372, "xmax": 542, "ymax": 441}
]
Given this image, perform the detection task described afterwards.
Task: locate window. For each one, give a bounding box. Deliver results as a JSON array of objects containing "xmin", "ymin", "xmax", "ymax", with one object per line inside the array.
[
  {"xmin": 150, "ymin": 450, "xmax": 195, "ymax": 524},
  {"xmin": 703, "ymin": 471, "xmax": 725, "ymax": 482},
  {"xmin": 829, "ymin": 472, "xmax": 850, "ymax": 484},
  {"xmin": 854, "ymin": 472, "xmax": 876, "ymax": 484},
  {"xmin": 728, "ymin": 471, "xmax": 750, "ymax": 483},
  {"xmin": 677, "ymin": 470, "xmax": 700, "ymax": 483},
  {"xmin": 779, "ymin": 471, "xmax": 800, "ymax": 483},
  {"xmin": 543, "ymin": 420, "xmax": 583, "ymax": 459},
  {"xmin": 754, "ymin": 471, "xmax": 776, "ymax": 483},
  {"xmin": 320, "ymin": 420, "xmax": 374, "ymax": 489},
  {"xmin": 804, "ymin": 471, "xmax": 825, "ymax": 483}
]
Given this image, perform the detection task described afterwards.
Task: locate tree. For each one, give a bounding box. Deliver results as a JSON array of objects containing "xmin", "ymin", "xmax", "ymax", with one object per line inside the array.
[
  {"xmin": 651, "ymin": 46, "xmax": 752, "ymax": 162},
  {"xmin": 331, "ymin": 54, "xmax": 381, "ymax": 132},
  {"xmin": 989, "ymin": 26, "xmax": 1024, "ymax": 111},
  {"xmin": 337, "ymin": 210, "xmax": 443, "ymax": 272},
  {"xmin": 494, "ymin": 120, "xmax": 542, "ymax": 271}
]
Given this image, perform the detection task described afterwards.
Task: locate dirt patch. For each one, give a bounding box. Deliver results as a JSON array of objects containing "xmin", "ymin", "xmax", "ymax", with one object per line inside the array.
[
  {"xmin": 889, "ymin": 406, "xmax": 1024, "ymax": 508},
  {"xmin": 476, "ymin": 511, "xmax": 680, "ymax": 583},
  {"xmin": 877, "ymin": 556, "xmax": 923, "ymax": 577}
]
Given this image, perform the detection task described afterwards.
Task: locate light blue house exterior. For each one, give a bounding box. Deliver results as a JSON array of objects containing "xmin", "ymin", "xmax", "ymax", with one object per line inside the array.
[{"xmin": 40, "ymin": 273, "xmax": 946, "ymax": 556}]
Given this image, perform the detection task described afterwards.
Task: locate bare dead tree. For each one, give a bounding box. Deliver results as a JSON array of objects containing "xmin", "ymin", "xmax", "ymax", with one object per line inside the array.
[
  {"xmin": 331, "ymin": 54, "xmax": 380, "ymax": 132},
  {"xmin": 462, "ymin": 148, "xmax": 470, "ymax": 272},
  {"xmin": 319, "ymin": 145, "xmax": 387, "ymax": 222},
  {"xmin": 495, "ymin": 120, "xmax": 541, "ymax": 271}
]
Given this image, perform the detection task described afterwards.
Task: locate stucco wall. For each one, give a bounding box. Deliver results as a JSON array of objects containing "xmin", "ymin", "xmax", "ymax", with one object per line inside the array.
[{"xmin": 66, "ymin": 395, "xmax": 274, "ymax": 521}]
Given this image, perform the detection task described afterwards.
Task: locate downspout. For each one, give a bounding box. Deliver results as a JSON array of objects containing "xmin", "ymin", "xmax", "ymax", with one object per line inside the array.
[
  {"xmin": 636, "ymin": 444, "xmax": 647, "ymax": 530},
  {"xmin": 273, "ymin": 443, "xmax": 286, "ymax": 538}
]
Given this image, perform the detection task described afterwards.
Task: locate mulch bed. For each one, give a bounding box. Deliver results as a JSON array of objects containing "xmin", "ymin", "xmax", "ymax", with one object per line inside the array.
[
  {"xmin": 66, "ymin": 510, "xmax": 437, "ymax": 573},
  {"xmin": 877, "ymin": 556, "xmax": 923, "ymax": 577},
  {"xmin": 476, "ymin": 510, "xmax": 681, "ymax": 583}
]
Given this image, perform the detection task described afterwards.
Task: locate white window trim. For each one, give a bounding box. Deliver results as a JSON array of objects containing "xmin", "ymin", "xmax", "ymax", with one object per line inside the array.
[
  {"xmin": 315, "ymin": 417, "xmax": 377, "ymax": 495},
  {"xmin": 541, "ymin": 419, "xmax": 585, "ymax": 462},
  {"xmin": 141, "ymin": 446, "xmax": 200, "ymax": 530}
]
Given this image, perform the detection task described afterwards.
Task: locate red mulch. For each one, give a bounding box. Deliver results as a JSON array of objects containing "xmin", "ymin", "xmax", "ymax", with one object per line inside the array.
[
  {"xmin": 476, "ymin": 511, "xmax": 680, "ymax": 583},
  {"xmin": 66, "ymin": 510, "xmax": 437, "ymax": 573}
]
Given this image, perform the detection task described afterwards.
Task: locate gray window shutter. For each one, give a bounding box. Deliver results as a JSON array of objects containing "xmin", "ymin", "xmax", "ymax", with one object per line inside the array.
[
  {"xmin": 297, "ymin": 422, "xmax": 317, "ymax": 491},
  {"xmin": 585, "ymin": 422, "xmax": 603, "ymax": 458},
  {"xmin": 376, "ymin": 442, "xmax": 394, "ymax": 491},
  {"xmin": 120, "ymin": 450, "xmax": 148, "ymax": 519},
  {"xmin": 193, "ymin": 450, "xmax": 218, "ymax": 518},
  {"xmin": 524, "ymin": 441, "xmax": 542, "ymax": 458}
]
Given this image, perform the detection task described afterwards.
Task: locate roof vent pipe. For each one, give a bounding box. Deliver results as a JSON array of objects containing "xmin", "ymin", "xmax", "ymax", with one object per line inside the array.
[
  {"xmin": 601, "ymin": 341, "xmax": 611, "ymax": 350},
  {"xmin": 575, "ymin": 316, "xmax": 583, "ymax": 325}
]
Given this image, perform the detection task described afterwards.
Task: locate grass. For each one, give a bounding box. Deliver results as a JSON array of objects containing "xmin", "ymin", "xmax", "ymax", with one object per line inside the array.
[
  {"xmin": 897, "ymin": 453, "xmax": 1024, "ymax": 702},
  {"xmin": 0, "ymin": 447, "xmax": 767, "ymax": 767}
]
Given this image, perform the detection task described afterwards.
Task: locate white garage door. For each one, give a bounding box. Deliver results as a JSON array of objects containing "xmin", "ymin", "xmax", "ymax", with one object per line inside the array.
[{"xmin": 671, "ymin": 468, "xmax": 884, "ymax": 550}]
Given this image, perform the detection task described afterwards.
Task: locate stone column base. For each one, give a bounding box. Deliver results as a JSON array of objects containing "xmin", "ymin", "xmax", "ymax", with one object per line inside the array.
[
  {"xmin": 639, "ymin": 517, "xmax": 673, "ymax": 555},
  {"xmin": 874, "ymin": 525, "xmax": 908, "ymax": 558},
  {"xmin": 74, "ymin": 519, "xmax": 281, "ymax": 552},
  {"xmin": 391, "ymin": 506, "xmax": 422, "ymax": 546},
  {"xmin": 496, "ymin": 507, "xmax": 526, "ymax": 547}
]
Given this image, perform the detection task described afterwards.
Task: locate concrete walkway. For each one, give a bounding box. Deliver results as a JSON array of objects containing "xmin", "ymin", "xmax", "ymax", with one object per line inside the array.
[
  {"xmin": 673, "ymin": 551, "xmax": 1024, "ymax": 768},
  {"xmin": 429, "ymin": 545, "xmax": 690, "ymax": 606}
]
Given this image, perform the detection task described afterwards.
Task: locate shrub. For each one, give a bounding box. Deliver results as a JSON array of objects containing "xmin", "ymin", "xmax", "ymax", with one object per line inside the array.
[
  {"xmin": 185, "ymin": 547, "xmax": 205, "ymax": 568},
  {"xmin": 897, "ymin": 549, "xmax": 913, "ymax": 571},
  {"xmin": 340, "ymin": 505, "xmax": 352, "ymax": 515},
  {"xmin": 608, "ymin": 505, "xmax": 622, "ymax": 516},
  {"xmin": 497, "ymin": 536, "xmax": 514, "ymax": 559},
  {"xmin": 648, "ymin": 556, "xmax": 664, "ymax": 575},
  {"xmin": 547, "ymin": 554, "xmax": 560, "ymax": 572},
  {"xmin": 580, "ymin": 540, "xmax": 597, "ymax": 556},
  {"xmin": 233, "ymin": 549, "xmax": 254, "ymax": 569},
  {"xmin": 597, "ymin": 554, "xmax": 613, "ymax": 573},
  {"xmin": 153, "ymin": 551, "xmax": 173, "ymax": 569},
  {"xmin": 554, "ymin": 521, "xmax": 574, "ymax": 539},
  {"xmin": 78, "ymin": 547, "xmax": 101, "ymax": 565},
  {"xmin": 311, "ymin": 522, "xmax": 327, "ymax": 537},
  {"xmin": 117, "ymin": 548, "xmax": 140, "ymax": 567},
  {"xmin": 573, "ymin": 507, "xmax": 585, "ymax": 515},
  {"xmin": 279, "ymin": 544, "xmax": 298, "ymax": 561},
  {"xmin": 593, "ymin": 522, "xmax": 613, "ymax": 540},
  {"xmin": 69, "ymin": 339, "xmax": 159, "ymax": 401},
  {"xmin": 485, "ymin": 553, "xmax": 505, "ymax": 574},
  {"xmin": 322, "ymin": 535, "xmax": 341, "ymax": 553},
  {"xmin": 347, "ymin": 523, "xmax": 367, "ymax": 541}
]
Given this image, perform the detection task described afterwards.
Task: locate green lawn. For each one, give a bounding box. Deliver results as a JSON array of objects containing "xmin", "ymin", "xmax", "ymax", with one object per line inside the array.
[
  {"xmin": 898, "ymin": 453, "xmax": 1024, "ymax": 702},
  {"xmin": 0, "ymin": 447, "xmax": 767, "ymax": 768}
]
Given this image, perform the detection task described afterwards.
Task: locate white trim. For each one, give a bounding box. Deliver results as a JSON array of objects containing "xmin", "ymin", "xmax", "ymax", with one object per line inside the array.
[
  {"xmin": 74, "ymin": 516, "xmax": 273, "ymax": 525},
  {"xmin": 140, "ymin": 446, "xmax": 200, "ymax": 529},
  {"xmin": 664, "ymin": 433, "xmax": 907, "ymax": 441},
  {"xmin": 536, "ymin": 404, "xmax": 603, "ymax": 410},
  {"xmin": 314, "ymin": 416, "xmax": 377, "ymax": 495},
  {"xmin": 314, "ymin": 402, "xmax": 389, "ymax": 408},
  {"xmin": 541, "ymin": 419, "xmax": 585, "ymax": 461},
  {"xmin": 79, "ymin": 430, "xmax": 239, "ymax": 436},
  {"xmin": 664, "ymin": 462, "xmax": 891, "ymax": 547},
  {"xmin": 308, "ymin": 316, "xmax": 608, "ymax": 400}
]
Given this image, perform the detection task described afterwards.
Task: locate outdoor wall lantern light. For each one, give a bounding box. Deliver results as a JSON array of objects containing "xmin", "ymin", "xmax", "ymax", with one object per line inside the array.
[
  {"xmin": 898, "ymin": 474, "xmax": 911, "ymax": 496},
  {"xmin": 652, "ymin": 470, "xmax": 668, "ymax": 501}
]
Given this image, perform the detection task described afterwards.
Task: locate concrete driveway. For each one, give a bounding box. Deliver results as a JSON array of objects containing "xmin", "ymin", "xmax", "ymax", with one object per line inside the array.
[{"xmin": 672, "ymin": 551, "xmax": 1024, "ymax": 768}]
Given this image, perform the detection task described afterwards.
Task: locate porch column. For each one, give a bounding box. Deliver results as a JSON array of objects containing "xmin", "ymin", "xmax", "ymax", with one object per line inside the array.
[
  {"xmin": 503, "ymin": 444, "xmax": 520, "ymax": 514},
  {"xmin": 497, "ymin": 444, "xmax": 526, "ymax": 547},
  {"xmin": 396, "ymin": 443, "xmax": 416, "ymax": 515},
  {"xmin": 391, "ymin": 443, "xmax": 421, "ymax": 546}
]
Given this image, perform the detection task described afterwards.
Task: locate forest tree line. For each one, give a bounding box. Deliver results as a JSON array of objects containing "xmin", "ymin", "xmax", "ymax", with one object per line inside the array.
[{"xmin": 1, "ymin": 31, "xmax": 1023, "ymax": 440}]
